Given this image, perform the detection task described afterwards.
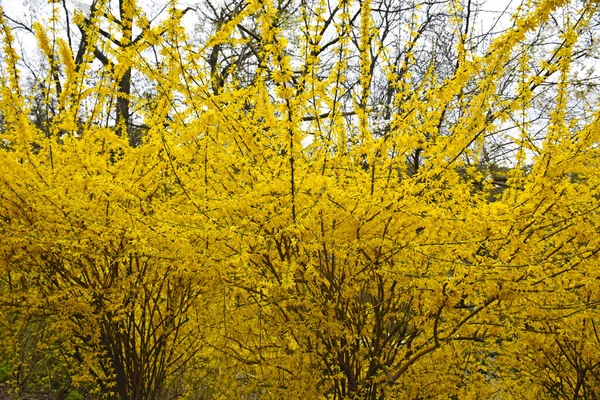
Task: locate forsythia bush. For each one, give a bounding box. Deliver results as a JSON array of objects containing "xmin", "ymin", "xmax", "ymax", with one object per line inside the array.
[{"xmin": 0, "ymin": 0, "xmax": 599, "ymax": 398}]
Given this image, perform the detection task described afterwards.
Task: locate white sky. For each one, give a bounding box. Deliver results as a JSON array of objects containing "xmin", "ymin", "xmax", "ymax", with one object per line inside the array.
[{"xmin": 1, "ymin": 0, "xmax": 518, "ymax": 43}]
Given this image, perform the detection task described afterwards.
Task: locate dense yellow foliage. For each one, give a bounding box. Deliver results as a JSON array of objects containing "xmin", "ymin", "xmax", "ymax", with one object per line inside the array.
[{"xmin": 1, "ymin": 0, "xmax": 599, "ymax": 398}]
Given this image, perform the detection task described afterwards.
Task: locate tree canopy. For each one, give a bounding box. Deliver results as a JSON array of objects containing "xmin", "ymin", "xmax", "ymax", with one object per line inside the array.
[{"xmin": 1, "ymin": 0, "xmax": 600, "ymax": 398}]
